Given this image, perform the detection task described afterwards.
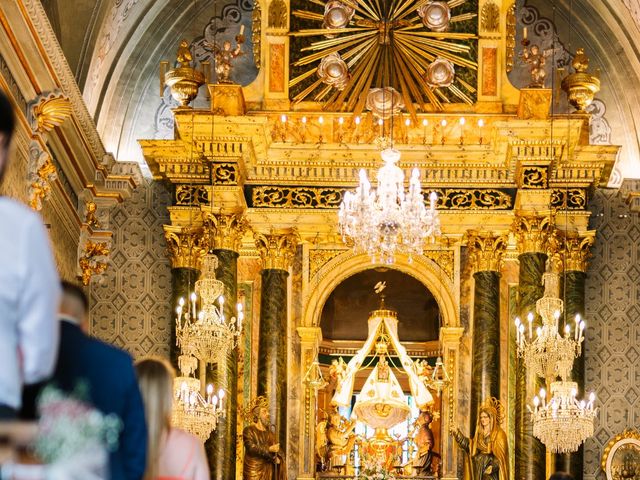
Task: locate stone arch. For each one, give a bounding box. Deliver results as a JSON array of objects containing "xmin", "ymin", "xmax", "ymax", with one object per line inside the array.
[{"xmin": 302, "ymin": 250, "xmax": 459, "ymax": 332}]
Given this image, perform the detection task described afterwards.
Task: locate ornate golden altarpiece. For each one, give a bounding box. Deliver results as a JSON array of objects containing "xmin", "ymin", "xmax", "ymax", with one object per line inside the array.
[{"xmin": 139, "ymin": 0, "xmax": 619, "ymax": 478}]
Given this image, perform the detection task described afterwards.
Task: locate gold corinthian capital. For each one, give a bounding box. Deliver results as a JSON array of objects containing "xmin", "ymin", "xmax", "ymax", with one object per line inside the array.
[
  {"xmin": 163, "ymin": 224, "xmax": 206, "ymax": 269},
  {"xmin": 464, "ymin": 230, "xmax": 508, "ymax": 273},
  {"xmin": 562, "ymin": 231, "xmax": 595, "ymax": 273},
  {"xmin": 202, "ymin": 212, "xmax": 250, "ymax": 252},
  {"xmin": 512, "ymin": 213, "xmax": 553, "ymax": 254},
  {"xmin": 254, "ymin": 230, "xmax": 299, "ymax": 271}
]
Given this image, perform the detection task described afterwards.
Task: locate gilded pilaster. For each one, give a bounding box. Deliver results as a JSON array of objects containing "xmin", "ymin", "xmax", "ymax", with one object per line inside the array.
[
  {"xmin": 513, "ymin": 214, "xmax": 549, "ymax": 480},
  {"xmin": 440, "ymin": 326, "xmax": 464, "ymax": 480},
  {"xmin": 554, "ymin": 232, "xmax": 593, "ymax": 480},
  {"xmin": 255, "ymin": 231, "xmax": 298, "ymax": 456},
  {"xmin": 465, "ymin": 231, "xmax": 507, "ymax": 428},
  {"xmin": 296, "ymin": 326, "xmax": 322, "ymax": 479}
]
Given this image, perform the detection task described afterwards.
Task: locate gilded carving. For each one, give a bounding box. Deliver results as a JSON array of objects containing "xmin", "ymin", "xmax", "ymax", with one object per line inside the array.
[
  {"xmin": 480, "ymin": 1, "xmax": 500, "ymax": 32},
  {"xmin": 79, "ymin": 240, "xmax": 111, "ymax": 286},
  {"xmin": 252, "ymin": 186, "xmax": 343, "ymax": 208},
  {"xmin": 551, "ymin": 188, "xmax": 587, "ymax": 210},
  {"xmin": 176, "ymin": 185, "xmax": 209, "ymax": 206},
  {"xmin": 309, "ymin": 249, "xmax": 345, "ymax": 279},
  {"xmin": 563, "ymin": 232, "xmax": 595, "ymax": 273},
  {"xmin": 435, "ymin": 189, "xmax": 513, "ymax": 210},
  {"xmin": 521, "ymin": 166, "xmax": 548, "ymax": 189},
  {"xmin": 28, "ymin": 91, "xmax": 72, "ymax": 133},
  {"xmin": 212, "ymin": 162, "xmax": 239, "ymax": 185},
  {"xmin": 253, "ymin": 0, "xmax": 262, "ymax": 69},
  {"xmin": 84, "ymin": 201, "xmax": 101, "ymax": 229},
  {"xmin": 464, "ymin": 230, "xmax": 508, "ymax": 273},
  {"xmin": 203, "ymin": 212, "xmax": 250, "ymax": 252},
  {"xmin": 268, "ymin": 0, "xmax": 287, "ymax": 29},
  {"xmin": 255, "ymin": 230, "xmax": 299, "ymax": 270},
  {"xmin": 163, "ymin": 225, "xmax": 207, "ymax": 269},
  {"xmin": 423, "ymin": 249, "xmax": 455, "ymax": 281},
  {"xmin": 512, "ymin": 214, "xmax": 552, "ymax": 254},
  {"xmin": 28, "ymin": 141, "xmax": 57, "ymax": 211},
  {"xmin": 517, "ymin": 88, "xmax": 552, "ymax": 120},
  {"xmin": 506, "ymin": 3, "xmax": 516, "ymax": 72}
]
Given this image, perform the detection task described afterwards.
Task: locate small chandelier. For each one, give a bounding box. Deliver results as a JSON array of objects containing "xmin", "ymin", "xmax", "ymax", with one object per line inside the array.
[
  {"xmin": 303, "ymin": 360, "xmax": 328, "ymax": 392},
  {"xmin": 425, "ymin": 356, "xmax": 450, "ymax": 397},
  {"xmin": 338, "ymin": 147, "xmax": 440, "ymax": 263},
  {"xmin": 514, "ymin": 272, "xmax": 584, "ymax": 383},
  {"xmin": 171, "ymin": 354, "xmax": 225, "ymax": 441},
  {"xmin": 529, "ymin": 381, "xmax": 597, "ymax": 453},
  {"xmin": 176, "ymin": 253, "xmax": 243, "ymax": 365}
]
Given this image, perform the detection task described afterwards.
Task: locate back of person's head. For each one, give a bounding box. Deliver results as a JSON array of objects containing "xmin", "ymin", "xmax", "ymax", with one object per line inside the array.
[
  {"xmin": 60, "ymin": 281, "xmax": 89, "ymax": 325},
  {"xmin": 549, "ymin": 472, "xmax": 574, "ymax": 480},
  {"xmin": 0, "ymin": 90, "xmax": 16, "ymax": 182},
  {"xmin": 135, "ymin": 357, "xmax": 175, "ymax": 480}
]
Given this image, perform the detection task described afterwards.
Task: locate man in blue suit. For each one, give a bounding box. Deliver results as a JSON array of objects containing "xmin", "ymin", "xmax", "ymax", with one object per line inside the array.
[{"xmin": 23, "ymin": 281, "xmax": 148, "ymax": 480}]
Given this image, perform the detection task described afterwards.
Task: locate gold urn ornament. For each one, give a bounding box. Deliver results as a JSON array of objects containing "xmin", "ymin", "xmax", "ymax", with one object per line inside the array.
[
  {"xmin": 162, "ymin": 40, "xmax": 205, "ymax": 109},
  {"xmin": 561, "ymin": 48, "xmax": 600, "ymax": 112}
]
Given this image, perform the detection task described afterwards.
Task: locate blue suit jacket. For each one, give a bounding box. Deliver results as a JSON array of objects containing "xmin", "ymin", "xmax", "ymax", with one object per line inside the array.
[{"xmin": 47, "ymin": 321, "xmax": 147, "ymax": 480}]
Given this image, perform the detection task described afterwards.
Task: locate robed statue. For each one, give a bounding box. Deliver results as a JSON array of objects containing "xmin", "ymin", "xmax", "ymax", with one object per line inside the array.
[
  {"xmin": 451, "ymin": 397, "xmax": 509, "ymax": 480},
  {"xmin": 412, "ymin": 409, "xmax": 440, "ymax": 476},
  {"xmin": 243, "ymin": 397, "xmax": 286, "ymax": 480}
]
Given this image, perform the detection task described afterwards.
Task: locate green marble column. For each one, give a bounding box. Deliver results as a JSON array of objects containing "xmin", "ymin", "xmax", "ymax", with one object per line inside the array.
[
  {"xmin": 515, "ymin": 252, "xmax": 547, "ymax": 480},
  {"xmin": 170, "ymin": 267, "xmax": 199, "ymax": 367},
  {"xmin": 257, "ymin": 268, "xmax": 289, "ymax": 454},
  {"xmin": 208, "ymin": 249, "xmax": 239, "ymax": 480},
  {"xmin": 555, "ymin": 270, "xmax": 586, "ymax": 479},
  {"xmin": 470, "ymin": 270, "xmax": 501, "ymax": 428}
]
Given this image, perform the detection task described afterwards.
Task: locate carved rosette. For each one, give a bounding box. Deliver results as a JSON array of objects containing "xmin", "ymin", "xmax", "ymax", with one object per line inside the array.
[
  {"xmin": 254, "ymin": 230, "xmax": 299, "ymax": 271},
  {"xmin": 512, "ymin": 214, "xmax": 552, "ymax": 254},
  {"xmin": 465, "ymin": 230, "xmax": 508, "ymax": 273},
  {"xmin": 563, "ymin": 232, "xmax": 595, "ymax": 273},
  {"xmin": 163, "ymin": 225, "xmax": 207, "ymax": 269},
  {"xmin": 202, "ymin": 212, "xmax": 250, "ymax": 252}
]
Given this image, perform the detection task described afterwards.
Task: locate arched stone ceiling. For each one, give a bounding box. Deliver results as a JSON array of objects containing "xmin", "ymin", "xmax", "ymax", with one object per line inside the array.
[{"xmin": 42, "ymin": 0, "xmax": 640, "ymax": 180}]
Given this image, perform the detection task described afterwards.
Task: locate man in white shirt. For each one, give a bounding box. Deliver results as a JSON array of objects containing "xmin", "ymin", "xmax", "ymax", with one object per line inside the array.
[{"xmin": 0, "ymin": 90, "xmax": 60, "ymax": 419}]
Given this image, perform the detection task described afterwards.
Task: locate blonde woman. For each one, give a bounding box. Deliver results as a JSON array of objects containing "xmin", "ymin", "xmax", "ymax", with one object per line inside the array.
[{"xmin": 135, "ymin": 358, "xmax": 209, "ymax": 480}]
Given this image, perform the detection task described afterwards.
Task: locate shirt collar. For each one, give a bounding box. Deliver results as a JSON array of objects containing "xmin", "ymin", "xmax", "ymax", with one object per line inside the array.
[{"xmin": 59, "ymin": 314, "xmax": 82, "ymax": 326}]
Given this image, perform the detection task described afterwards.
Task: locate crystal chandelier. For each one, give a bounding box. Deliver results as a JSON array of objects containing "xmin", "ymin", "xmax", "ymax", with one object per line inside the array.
[
  {"xmin": 338, "ymin": 147, "xmax": 440, "ymax": 263},
  {"xmin": 514, "ymin": 271, "xmax": 584, "ymax": 383},
  {"xmin": 176, "ymin": 253, "xmax": 243, "ymax": 365},
  {"xmin": 529, "ymin": 381, "xmax": 597, "ymax": 453},
  {"xmin": 171, "ymin": 354, "xmax": 225, "ymax": 441}
]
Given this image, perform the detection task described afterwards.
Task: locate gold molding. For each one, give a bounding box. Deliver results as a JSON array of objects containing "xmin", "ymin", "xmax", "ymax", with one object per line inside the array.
[
  {"xmin": 202, "ymin": 212, "xmax": 250, "ymax": 252},
  {"xmin": 512, "ymin": 213, "xmax": 552, "ymax": 254},
  {"xmin": 601, "ymin": 429, "xmax": 640, "ymax": 477},
  {"xmin": 464, "ymin": 230, "xmax": 508, "ymax": 273},
  {"xmin": 163, "ymin": 225, "xmax": 206, "ymax": 270},
  {"xmin": 254, "ymin": 230, "xmax": 299, "ymax": 270}
]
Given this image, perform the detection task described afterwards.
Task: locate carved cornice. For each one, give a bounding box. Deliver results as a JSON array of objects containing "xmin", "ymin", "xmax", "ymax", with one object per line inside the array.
[
  {"xmin": 163, "ymin": 225, "xmax": 207, "ymax": 270},
  {"xmin": 202, "ymin": 212, "xmax": 250, "ymax": 252},
  {"xmin": 464, "ymin": 230, "xmax": 508, "ymax": 273},
  {"xmin": 512, "ymin": 213, "xmax": 552, "ymax": 254},
  {"xmin": 254, "ymin": 230, "xmax": 299, "ymax": 271}
]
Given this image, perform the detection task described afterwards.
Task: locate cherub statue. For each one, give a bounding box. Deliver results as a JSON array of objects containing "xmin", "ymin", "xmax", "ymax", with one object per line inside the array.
[
  {"xmin": 329, "ymin": 357, "xmax": 348, "ymax": 383},
  {"xmin": 520, "ymin": 41, "xmax": 550, "ymax": 88},
  {"xmin": 176, "ymin": 39, "xmax": 193, "ymax": 68},
  {"xmin": 206, "ymin": 27, "xmax": 246, "ymax": 84},
  {"xmin": 325, "ymin": 407, "xmax": 357, "ymax": 473},
  {"xmin": 414, "ymin": 359, "xmax": 434, "ymax": 384},
  {"xmin": 85, "ymin": 201, "xmax": 100, "ymax": 229}
]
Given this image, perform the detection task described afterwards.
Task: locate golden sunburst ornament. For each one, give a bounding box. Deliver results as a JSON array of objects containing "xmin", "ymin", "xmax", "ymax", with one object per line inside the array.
[{"xmin": 290, "ymin": 0, "xmax": 478, "ymax": 117}]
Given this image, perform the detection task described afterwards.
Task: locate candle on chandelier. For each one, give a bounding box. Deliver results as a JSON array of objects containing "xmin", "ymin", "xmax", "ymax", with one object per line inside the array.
[
  {"xmin": 527, "ymin": 312, "xmax": 534, "ymax": 339},
  {"xmin": 190, "ymin": 292, "xmax": 197, "ymax": 319},
  {"xmin": 206, "ymin": 384, "xmax": 214, "ymax": 404},
  {"xmin": 429, "ymin": 191, "xmax": 437, "ymax": 212},
  {"xmin": 523, "ymin": 26, "xmax": 528, "ymax": 40},
  {"xmin": 574, "ymin": 314, "xmax": 581, "ymax": 340},
  {"xmin": 515, "ymin": 317, "xmax": 521, "ymax": 343},
  {"xmin": 564, "ymin": 324, "xmax": 571, "ymax": 338},
  {"xmin": 219, "ymin": 389, "xmax": 225, "ymax": 410}
]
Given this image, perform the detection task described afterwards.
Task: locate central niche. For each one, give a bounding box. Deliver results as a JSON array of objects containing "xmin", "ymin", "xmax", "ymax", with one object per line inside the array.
[{"xmin": 320, "ymin": 268, "xmax": 439, "ymax": 343}]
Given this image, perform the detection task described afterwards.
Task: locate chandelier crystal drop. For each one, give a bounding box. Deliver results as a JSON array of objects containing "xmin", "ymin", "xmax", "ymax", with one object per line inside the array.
[
  {"xmin": 529, "ymin": 381, "xmax": 597, "ymax": 453},
  {"xmin": 175, "ymin": 253, "xmax": 243, "ymax": 365},
  {"xmin": 338, "ymin": 148, "xmax": 440, "ymax": 263}
]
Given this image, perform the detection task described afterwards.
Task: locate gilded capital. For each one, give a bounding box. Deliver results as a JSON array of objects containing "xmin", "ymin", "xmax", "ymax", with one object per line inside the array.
[
  {"xmin": 163, "ymin": 225, "xmax": 206, "ymax": 269},
  {"xmin": 563, "ymin": 231, "xmax": 595, "ymax": 272},
  {"xmin": 203, "ymin": 212, "xmax": 249, "ymax": 252},
  {"xmin": 546, "ymin": 228, "xmax": 563, "ymax": 274},
  {"xmin": 512, "ymin": 214, "xmax": 552, "ymax": 254},
  {"xmin": 254, "ymin": 230, "xmax": 299, "ymax": 271},
  {"xmin": 464, "ymin": 230, "xmax": 508, "ymax": 273}
]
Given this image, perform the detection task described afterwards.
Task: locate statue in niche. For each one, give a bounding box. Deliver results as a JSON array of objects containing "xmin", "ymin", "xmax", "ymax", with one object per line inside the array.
[
  {"xmin": 377, "ymin": 355, "xmax": 390, "ymax": 382},
  {"xmin": 242, "ymin": 396, "xmax": 286, "ymax": 480},
  {"xmin": 451, "ymin": 397, "xmax": 509, "ymax": 480},
  {"xmin": 268, "ymin": 0, "xmax": 287, "ymax": 29},
  {"xmin": 411, "ymin": 409, "xmax": 441, "ymax": 476}
]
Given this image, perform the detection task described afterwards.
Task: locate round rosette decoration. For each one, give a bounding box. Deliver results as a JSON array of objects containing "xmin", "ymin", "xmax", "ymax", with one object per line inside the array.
[
  {"xmin": 417, "ymin": 1, "xmax": 451, "ymax": 32},
  {"xmin": 323, "ymin": 0, "xmax": 355, "ymax": 30},
  {"xmin": 365, "ymin": 87, "xmax": 405, "ymax": 119},
  {"xmin": 317, "ymin": 53, "xmax": 350, "ymax": 90},
  {"xmin": 425, "ymin": 58, "xmax": 455, "ymax": 88}
]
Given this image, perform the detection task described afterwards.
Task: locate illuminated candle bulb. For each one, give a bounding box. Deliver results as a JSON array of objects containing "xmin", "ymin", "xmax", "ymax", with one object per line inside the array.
[
  {"xmin": 378, "ymin": 118, "xmax": 383, "ymax": 126},
  {"xmin": 280, "ymin": 114, "xmax": 287, "ymax": 123},
  {"xmin": 533, "ymin": 396, "xmax": 539, "ymax": 408},
  {"xmin": 405, "ymin": 118, "xmax": 411, "ymax": 127},
  {"xmin": 564, "ymin": 324, "xmax": 571, "ymax": 337},
  {"xmin": 207, "ymin": 384, "xmax": 214, "ymax": 402},
  {"xmin": 523, "ymin": 26, "xmax": 528, "ymax": 39},
  {"xmin": 176, "ymin": 305, "xmax": 182, "ymax": 315},
  {"xmin": 429, "ymin": 191, "xmax": 437, "ymax": 211},
  {"xmin": 179, "ymin": 297, "xmax": 185, "ymax": 307},
  {"xmin": 219, "ymin": 389, "xmax": 225, "ymax": 409},
  {"xmin": 515, "ymin": 317, "xmax": 521, "ymax": 327},
  {"xmin": 355, "ymin": 116, "xmax": 361, "ymax": 125},
  {"xmin": 422, "ymin": 119, "xmax": 428, "ymax": 127},
  {"xmin": 527, "ymin": 312, "xmax": 534, "ymax": 338},
  {"xmin": 239, "ymin": 24, "xmax": 245, "ymax": 36},
  {"xmin": 580, "ymin": 400, "xmax": 586, "ymax": 409},
  {"xmin": 219, "ymin": 295, "xmax": 225, "ymax": 307},
  {"xmin": 440, "ymin": 119, "xmax": 447, "ymax": 127},
  {"xmin": 190, "ymin": 292, "xmax": 197, "ymax": 316},
  {"xmin": 212, "ymin": 395, "xmax": 218, "ymax": 406},
  {"xmin": 589, "ymin": 392, "xmax": 595, "ymax": 403},
  {"xmin": 477, "ymin": 119, "xmax": 484, "ymax": 127},
  {"xmin": 318, "ymin": 116, "xmax": 324, "ymax": 125},
  {"xmin": 301, "ymin": 116, "xmax": 307, "ymax": 124},
  {"xmin": 459, "ymin": 117, "xmax": 465, "ymax": 125},
  {"xmin": 338, "ymin": 116, "xmax": 344, "ymax": 125},
  {"xmin": 536, "ymin": 326, "xmax": 542, "ymax": 338},
  {"xmin": 540, "ymin": 388, "xmax": 546, "ymax": 400}
]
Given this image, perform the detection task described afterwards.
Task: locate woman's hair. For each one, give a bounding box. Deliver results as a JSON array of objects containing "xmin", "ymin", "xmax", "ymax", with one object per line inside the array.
[{"xmin": 135, "ymin": 357, "xmax": 175, "ymax": 480}]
